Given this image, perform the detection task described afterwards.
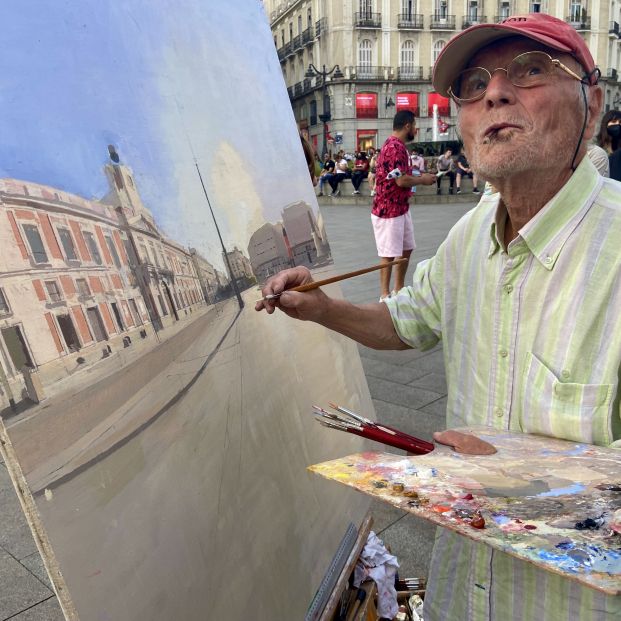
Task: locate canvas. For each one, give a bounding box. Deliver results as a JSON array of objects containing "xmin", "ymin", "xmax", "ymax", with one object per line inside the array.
[
  {"xmin": 0, "ymin": 2, "xmax": 372, "ymax": 619},
  {"xmin": 310, "ymin": 427, "xmax": 621, "ymax": 594}
]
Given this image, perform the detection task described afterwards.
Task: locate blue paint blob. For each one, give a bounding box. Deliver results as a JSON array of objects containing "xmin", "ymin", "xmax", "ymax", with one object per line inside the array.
[
  {"xmin": 536, "ymin": 483, "xmax": 585, "ymax": 497},
  {"xmin": 492, "ymin": 515, "xmax": 511, "ymax": 526},
  {"xmin": 556, "ymin": 541, "xmax": 574, "ymax": 551}
]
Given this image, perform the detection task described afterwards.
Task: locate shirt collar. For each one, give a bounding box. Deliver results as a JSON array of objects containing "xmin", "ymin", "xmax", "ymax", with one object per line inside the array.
[{"xmin": 487, "ymin": 157, "xmax": 602, "ymax": 269}]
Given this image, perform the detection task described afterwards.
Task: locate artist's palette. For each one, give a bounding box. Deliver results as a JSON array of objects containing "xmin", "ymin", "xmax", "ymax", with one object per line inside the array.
[{"xmin": 309, "ymin": 428, "xmax": 621, "ymax": 594}]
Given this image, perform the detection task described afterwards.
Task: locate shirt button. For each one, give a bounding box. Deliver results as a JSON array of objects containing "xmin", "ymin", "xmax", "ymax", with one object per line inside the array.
[
  {"xmin": 545, "ymin": 256, "xmax": 552, "ymax": 264},
  {"xmin": 504, "ymin": 284, "xmax": 513, "ymax": 293},
  {"xmin": 561, "ymin": 369, "xmax": 570, "ymax": 380},
  {"xmin": 499, "ymin": 349, "xmax": 508, "ymax": 358},
  {"xmin": 495, "ymin": 407, "xmax": 504, "ymax": 417}
]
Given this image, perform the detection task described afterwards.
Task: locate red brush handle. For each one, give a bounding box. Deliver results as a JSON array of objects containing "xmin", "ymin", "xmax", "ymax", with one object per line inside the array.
[{"xmin": 346, "ymin": 425, "xmax": 434, "ymax": 454}]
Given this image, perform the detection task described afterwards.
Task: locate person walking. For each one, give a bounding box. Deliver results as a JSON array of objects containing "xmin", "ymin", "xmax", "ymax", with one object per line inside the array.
[
  {"xmin": 370, "ymin": 110, "xmax": 436, "ymax": 300},
  {"xmin": 258, "ymin": 13, "xmax": 621, "ymax": 621}
]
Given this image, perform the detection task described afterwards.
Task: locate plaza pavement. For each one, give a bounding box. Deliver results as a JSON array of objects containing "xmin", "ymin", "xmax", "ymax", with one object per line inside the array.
[{"xmin": 0, "ymin": 198, "xmax": 475, "ymax": 619}]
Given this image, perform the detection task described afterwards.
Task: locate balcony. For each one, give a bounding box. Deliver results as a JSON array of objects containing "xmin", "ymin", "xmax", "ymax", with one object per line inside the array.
[
  {"xmin": 315, "ymin": 17, "xmax": 327, "ymax": 37},
  {"xmin": 294, "ymin": 81, "xmax": 303, "ymax": 97},
  {"xmin": 494, "ymin": 15, "xmax": 511, "ymax": 23},
  {"xmin": 397, "ymin": 13, "xmax": 424, "ymax": 29},
  {"xmin": 354, "ymin": 12, "xmax": 382, "ymax": 28},
  {"xmin": 462, "ymin": 15, "xmax": 487, "ymax": 28},
  {"xmin": 607, "ymin": 68, "xmax": 618, "ymax": 82},
  {"xmin": 292, "ymin": 34, "xmax": 303, "ymax": 52},
  {"xmin": 302, "ymin": 26, "xmax": 314, "ymax": 44},
  {"xmin": 303, "ymin": 77, "xmax": 313, "ymax": 93},
  {"xmin": 609, "ymin": 21, "xmax": 620, "ymax": 36},
  {"xmin": 353, "ymin": 65, "xmax": 391, "ymax": 80},
  {"xmin": 287, "ymin": 86, "xmax": 294, "ymax": 99},
  {"xmin": 397, "ymin": 65, "xmax": 424, "ymax": 80},
  {"xmin": 565, "ymin": 15, "xmax": 591, "ymax": 30},
  {"xmin": 430, "ymin": 15, "xmax": 456, "ymax": 30}
]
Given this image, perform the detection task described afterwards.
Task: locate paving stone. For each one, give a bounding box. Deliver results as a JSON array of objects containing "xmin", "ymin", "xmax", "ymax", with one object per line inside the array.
[
  {"xmin": 419, "ymin": 396, "xmax": 448, "ymax": 418},
  {"xmin": 369, "ymin": 500, "xmax": 408, "ymax": 534},
  {"xmin": 405, "ymin": 349, "xmax": 447, "ymax": 374},
  {"xmin": 0, "ymin": 548, "xmax": 52, "ymax": 619},
  {"xmin": 372, "ymin": 400, "xmax": 446, "ymax": 443},
  {"xmin": 8, "ymin": 596, "xmax": 65, "ymax": 621},
  {"xmin": 366, "ymin": 376, "xmax": 442, "ymax": 411},
  {"xmin": 0, "ymin": 465, "xmax": 38, "ymax": 560},
  {"xmin": 361, "ymin": 357, "xmax": 429, "ymax": 386},
  {"xmin": 409, "ymin": 372, "xmax": 447, "ymax": 395},
  {"xmin": 20, "ymin": 551, "xmax": 52, "ymax": 589},
  {"xmin": 378, "ymin": 514, "xmax": 438, "ymax": 578}
]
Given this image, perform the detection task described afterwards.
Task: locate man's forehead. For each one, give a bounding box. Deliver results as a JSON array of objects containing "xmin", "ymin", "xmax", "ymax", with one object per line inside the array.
[{"xmin": 468, "ymin": 36, "xmax": 563, "ymax": 67}]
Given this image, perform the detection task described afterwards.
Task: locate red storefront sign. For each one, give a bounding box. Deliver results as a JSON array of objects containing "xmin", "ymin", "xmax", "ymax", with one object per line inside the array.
[
  {"xmin": 356, "ymin": 92, "xmax": 378, "ymax": 119},
  {"xmin": 396, "ymin": 92, "xmax": 419, "ymax": 115},
  {"xmin": 427, "ymin": 92, "xmax": 450, "ymax": 117}
]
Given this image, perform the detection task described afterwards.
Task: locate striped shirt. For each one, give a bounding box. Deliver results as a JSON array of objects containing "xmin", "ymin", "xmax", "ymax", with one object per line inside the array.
[{"xmin": 385, "ymin": 156, "xmax": 621, "ymax": 621}]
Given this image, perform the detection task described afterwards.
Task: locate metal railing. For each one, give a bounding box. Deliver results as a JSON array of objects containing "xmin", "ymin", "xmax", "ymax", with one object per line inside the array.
[
  {"xmin": 294, "ymin": 81, "xmax": 303, "ymax": 96},
  {"xmin": 397, "ymin": 65, "xmax": 424, "ymax": 80},
  {"xmin": 315, "ymin": 17, "xmax": 327, "ymax": 37},
  {"xmin": 397, "ymin": 13, "xmax": 424, "ymax": 28},
  {"xmin": 303, "ymin": 78, "xmax": 313, "ymax": 93},
  {"xmin": 302, "ymin": 26, "xmax": 314, "ymax": 44},
  {"xmin": 353, "ymin": 65, "xmax": 391, "ymax": 80},
  {"xmin": 287, "ymin": 86, "xmax": 294, "ymax": 99},
  {"xmin": 565, "ymin": 15, "xmax": 591, "ymax": 30},
  {"xmin": 430, "ymin": 15, "xmax": 456, "ymax": 29},
  {"xmin": 462, "ymin": 15, "xmax": 487, "ymax": 28},
  {"xmin": 354, "ymin": 12, "xmax": 382, "ymax": 28},
  {"xmin": 494, "ymin": 15, "xmax": 511, "ymax": 23},
  {"xmin": 609, "ymin": 20, "xmax": 619, "ymax": 36},
  {"xmin": 607, "ymin": 68, "xmax": 618, "ymax": 82},
  {"xmin": 292, "ymin": 34, "xmax": 303, "ymax": 51}
]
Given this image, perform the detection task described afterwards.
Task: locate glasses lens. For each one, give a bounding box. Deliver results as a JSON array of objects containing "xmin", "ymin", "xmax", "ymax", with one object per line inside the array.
[
  {"xmin": 451, "ymin": 68, "xmax": 490, "ymax": 101},
  {"xmin": 508, "ymin": 51, "xmax": 553, "ymax": 87}
]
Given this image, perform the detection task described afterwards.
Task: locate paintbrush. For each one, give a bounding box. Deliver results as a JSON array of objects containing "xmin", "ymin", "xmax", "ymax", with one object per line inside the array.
[{"xmin": 261, "ymin": 258, "xmax": 406, "ymax": 301}]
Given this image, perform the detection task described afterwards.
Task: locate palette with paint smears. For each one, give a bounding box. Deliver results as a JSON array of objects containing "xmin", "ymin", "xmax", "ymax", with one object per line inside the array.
[{"xmin": 308, "ymin": 427, "xmax": 621, "ymax": 594}]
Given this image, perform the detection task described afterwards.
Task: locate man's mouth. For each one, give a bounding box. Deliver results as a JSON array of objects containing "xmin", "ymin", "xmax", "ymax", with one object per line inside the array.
[{"xmin": 483, "ymin": 123, "xmax": 521, "ymax": 142}]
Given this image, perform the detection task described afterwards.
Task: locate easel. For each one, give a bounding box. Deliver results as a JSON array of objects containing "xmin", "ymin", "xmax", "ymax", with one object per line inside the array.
[{"xmin": 309, "ymin": 513, "xmax": 377, "ymax": 621}]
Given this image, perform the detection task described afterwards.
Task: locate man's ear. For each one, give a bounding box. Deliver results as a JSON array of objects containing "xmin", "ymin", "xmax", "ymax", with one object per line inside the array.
[{"xmin": 584, "ymin": 85, "xmax": 603, "ymax": 141}]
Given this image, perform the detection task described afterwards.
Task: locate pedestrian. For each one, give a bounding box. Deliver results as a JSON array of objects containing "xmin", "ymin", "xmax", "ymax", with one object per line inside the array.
[
  {"xmin": 370, "ymin": 110, "xmax": 435, "ymax": 300},
  {"xmin": 368, "ymin": 148, "xmax": 378, "ymax": 196},
  {"xmin": 435, "ymin": 148, "xmax": 455, "ymax": 194},
  {"xmin": 328, "ymin": 150, "xmax": 351, "ymax": 196},
  {"xmin": 317, "ymin": 153, "xmax": 335, "ymax": 196},
  {"xmin": 351, "ymin": 151, "xmax": 369, "ymax": 194},
  {"xmin": 257, "ymin": 13, "xmax": 621, "ymax": 621},
  {"xmin": 454, "ymin": 146, "xmax": 480, "ymax": 193}
]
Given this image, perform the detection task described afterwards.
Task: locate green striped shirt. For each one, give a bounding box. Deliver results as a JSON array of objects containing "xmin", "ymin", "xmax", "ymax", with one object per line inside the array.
[{"xmin": 385, "ymin": 156, "xmax": 621, "ymax": 621}]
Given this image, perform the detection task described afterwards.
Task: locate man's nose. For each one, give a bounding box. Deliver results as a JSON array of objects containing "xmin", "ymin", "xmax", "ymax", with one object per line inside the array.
[{"xmin": 484, "ymin": 69, "xmax": 517, "ymax": 108}]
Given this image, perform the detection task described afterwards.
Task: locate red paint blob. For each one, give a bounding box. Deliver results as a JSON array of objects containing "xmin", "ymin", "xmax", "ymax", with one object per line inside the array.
[
  {"xmin": 462, "ymin": 493, "xmax": 474, "ymax": 500},
  {"xmin": 524, "ymin": 524, "xmax": 537, "ymax": 530}
]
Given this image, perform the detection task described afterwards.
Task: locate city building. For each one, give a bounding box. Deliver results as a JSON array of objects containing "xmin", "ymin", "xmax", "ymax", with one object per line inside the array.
[
  {"xmin": 222, "ymin": 247, "xmax": 255, "ymax": 290},
  {"xmin": 263, "ymin": 0, "xmax": 621, "ymax": 154},
  {"xmin": 281, "ymin": 201, "xmax": 330, "ymax": 266},
  {"xmin": 0, "ymin": 150, "xmax": 206, "ymax": 409},
  {"xmin": 248, "ymin": 222, "xmax": 293, "ymax": 282},
  {"xmin": 190, "ymin": 248, "xmax": 224, "ymax": 303}
]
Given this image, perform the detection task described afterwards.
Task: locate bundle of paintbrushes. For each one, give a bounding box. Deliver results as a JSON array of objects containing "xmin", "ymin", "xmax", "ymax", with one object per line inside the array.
[{"xmin": 312, "ymin": 403, "xmax": 435, "ymax": 455}]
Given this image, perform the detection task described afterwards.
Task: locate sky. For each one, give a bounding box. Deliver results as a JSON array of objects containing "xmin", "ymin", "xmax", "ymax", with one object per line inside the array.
[{"xmin": 0, "ymin": 0, "xmax": 316, "ymax": 271}]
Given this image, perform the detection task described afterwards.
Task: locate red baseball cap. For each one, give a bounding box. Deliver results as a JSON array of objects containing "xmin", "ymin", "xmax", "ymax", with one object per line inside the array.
[{"xmin": 432, "ymin": 13, "xmax": 598, "ymax": 97}]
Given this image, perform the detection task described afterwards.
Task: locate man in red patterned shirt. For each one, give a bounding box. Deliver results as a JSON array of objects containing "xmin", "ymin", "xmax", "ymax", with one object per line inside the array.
[{"xmin": 372, "ymin": 111, "xmax": 436, "ymax": 301}]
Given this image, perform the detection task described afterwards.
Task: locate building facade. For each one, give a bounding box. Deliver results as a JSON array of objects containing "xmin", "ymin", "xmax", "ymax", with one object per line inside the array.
[
  {"xmin": 0, "ymin": 153, "xmax": 206, "ymax": 408},
  {"xmin": 263, "ymin": 0, "xmax": 621, "ymax": 154}
]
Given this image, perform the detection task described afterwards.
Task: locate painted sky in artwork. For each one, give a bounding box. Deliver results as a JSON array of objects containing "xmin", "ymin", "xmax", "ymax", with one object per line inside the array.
[{"xmin": 0, "ymin": 0, "xmax": 316, "ymax": 271}]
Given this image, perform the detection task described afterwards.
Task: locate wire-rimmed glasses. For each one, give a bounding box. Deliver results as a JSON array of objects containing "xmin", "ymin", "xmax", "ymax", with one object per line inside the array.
[{"xmin": 448, "ymin": 51, "xmax": 584, "ymax": 104}]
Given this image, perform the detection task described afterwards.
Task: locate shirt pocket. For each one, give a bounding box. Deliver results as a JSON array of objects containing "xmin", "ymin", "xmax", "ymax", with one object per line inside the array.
[{"xmin": 520, "ymin": 352, "xmax": 614, "ymax": 445}]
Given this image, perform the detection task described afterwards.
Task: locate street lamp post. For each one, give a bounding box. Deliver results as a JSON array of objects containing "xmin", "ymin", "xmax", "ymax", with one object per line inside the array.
[{"xmin": 305, "ymin": 63, "xmax": 344, "ymax": 157}]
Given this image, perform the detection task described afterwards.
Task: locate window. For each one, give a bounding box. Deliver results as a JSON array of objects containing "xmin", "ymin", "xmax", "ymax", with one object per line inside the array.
[
  {"xmin": 432, "ymin": 40, "xmax": 446, "ymax": 63},
  {"xmin": 569, "ymin": 1, "xmax": 582, "ymax": 21},
  {"xmin": 45, "ymin": 280, "xmax": 63, "ymax": 303},
  {"xmin": 356, "ymin": 92, "xmax": 378, "ymax": 118},
  {"xmin": 0, "ymin": 288, "xmax": 10, "ymax": 316},
  {"xmin": 359, "ymin": 0, "xmax": 373, "ymax": 16},
  {"xmin": 76, "ymin": 278, "xmax": 91, "ymax": 297},
  {"xmin": 298, "ymin": 14, "xmax": 302, "ymax": 34},
  {"xmin": 105, "ymin": 235, "xmax": 122, "ymax": 268},
  {"xmin": 468, "ymin": 1, "xmax": 479, "ymax": 21},
  {"xmin": 307, "ymin": 7, "xmax": 312, "ymax": 27},
  {"xmin": 499, "ymin": 1, "xmax": 511, "ymax": 19},
  {"xmin": 530, "ymin": 1, "xmax": 541, "ymax": 11},
  {"xmin": 83, "ymin": 231, "xmax": 102, "ymax": 265},
  {"xmin": 402, "ymin": 0, "xmax": 416, "ymax": 17},
  {"xmin": 435, "ymin": 0, "xmax": 448, "ymax": 19},
  {"xmin": 400, "ymin": 40, "xmax": 416, "ymax": 70},
  {"xmin": 427, "ymin": 92, "xmax": 451, "ymax": 117},
  {"xmin": 289, "ymin": 22, "xmax": 293, "ymax": 41},
  {"xmin": 396, "ymin": 92, "xmax": 419, "ymax": 115},
  {"xmin": 22, "ymin": 224, "xmax": 48, "ymax": 263},
  {"xmin": 358, "ymin": 39, "xmax": 373, "ymax": 74},
  {"xmin": 58, "ymin": 227, "xmax": 78, "ymax": 261}
]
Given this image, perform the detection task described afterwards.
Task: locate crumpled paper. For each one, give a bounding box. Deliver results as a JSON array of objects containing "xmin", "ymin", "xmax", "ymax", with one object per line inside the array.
[{"xmin": 353, "ymin": 531, "xmax": 399, "ymax": 619}]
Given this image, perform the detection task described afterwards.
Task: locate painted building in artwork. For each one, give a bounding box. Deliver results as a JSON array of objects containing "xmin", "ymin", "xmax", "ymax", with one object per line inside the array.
[
  {"xmin": 281, "ymin": 201, "xmax": 331, "ymax": 267},
  {"xmin": 0, "ymin": 149, "xmax": 206, "ymax": 409},
  {"xmin": 222, "ymin": 247, "xmax": 255, "ymax": 289},
  {"xmin": 189, "ymin": 248, "xmax": 223, "ymax": 303},
  {"xmin": 248, "ymin": 222, "xmax": 293, "ymax": 283}
]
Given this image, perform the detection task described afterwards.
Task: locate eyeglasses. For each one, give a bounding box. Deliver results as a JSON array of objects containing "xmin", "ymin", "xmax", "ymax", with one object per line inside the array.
[{"xmin": 448, "ymin": 51, "xmax": 584, "ymax": 104}]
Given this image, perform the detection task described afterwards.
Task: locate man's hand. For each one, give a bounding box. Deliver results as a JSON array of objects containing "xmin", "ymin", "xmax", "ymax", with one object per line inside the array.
[
  {"xmin": 254, "ymin": 267, "xmax": 330, "ymax": 322},
  {"xmin": 418, "ymin": 172, "xmax": 437, "ymax": 186}
]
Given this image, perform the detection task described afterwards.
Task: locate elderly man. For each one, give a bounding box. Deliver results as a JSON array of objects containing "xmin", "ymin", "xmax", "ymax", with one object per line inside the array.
[{"xmin": 257, "ymin": 13, "xmax": 621, "ymax": 621}]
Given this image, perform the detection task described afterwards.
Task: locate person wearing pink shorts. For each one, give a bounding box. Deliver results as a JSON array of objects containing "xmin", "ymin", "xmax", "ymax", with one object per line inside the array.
[{"xmin": 371, "ymin": 111, "xmax": 436, "ymax": 300}]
